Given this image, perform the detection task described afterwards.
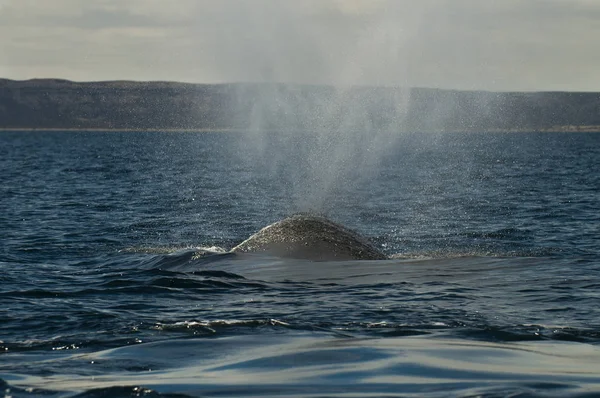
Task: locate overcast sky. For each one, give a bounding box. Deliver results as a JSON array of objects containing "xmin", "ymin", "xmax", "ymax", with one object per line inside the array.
[{"xmin": 1, "ymin": 0, "xmax": 599, "ymax": 91}]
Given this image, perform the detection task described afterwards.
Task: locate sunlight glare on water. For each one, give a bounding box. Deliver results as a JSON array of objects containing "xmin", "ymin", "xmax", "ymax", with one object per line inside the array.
[{"xmin": 0, "ymin": 131, "xmax": 599, "ymax": 397}]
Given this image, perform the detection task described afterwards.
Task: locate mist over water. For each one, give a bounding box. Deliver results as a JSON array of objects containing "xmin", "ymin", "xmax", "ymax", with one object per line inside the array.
[
  {"xmin": 226, "ymin": 2, "xmax": 422, "ymax": 213},
  {"xmin": 234, "ymin": 85, "xmax": 410, "ymax": 212}
]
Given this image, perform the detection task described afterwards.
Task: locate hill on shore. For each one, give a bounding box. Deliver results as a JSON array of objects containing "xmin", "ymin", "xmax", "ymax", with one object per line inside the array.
[{"xmin": 1, "ymin": 78, "xmax": 599, "ymax": 132}]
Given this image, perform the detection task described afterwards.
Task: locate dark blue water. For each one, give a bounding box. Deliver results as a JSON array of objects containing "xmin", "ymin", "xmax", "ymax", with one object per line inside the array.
[{"xmin": 1, "ymin": 131, "xmax": 599, "ymax": 397}]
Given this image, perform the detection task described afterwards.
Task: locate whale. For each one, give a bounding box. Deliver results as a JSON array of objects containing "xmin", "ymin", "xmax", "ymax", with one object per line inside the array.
[{"xmin": 231, "ymin": 214, "xmax": 387, "ymax": 261}]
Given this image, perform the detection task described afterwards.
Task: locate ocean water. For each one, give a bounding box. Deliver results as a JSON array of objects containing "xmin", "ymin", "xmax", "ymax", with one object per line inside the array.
[{"xmin": 1, "ymin": 130, "xmax": 599, "ymax": 397}]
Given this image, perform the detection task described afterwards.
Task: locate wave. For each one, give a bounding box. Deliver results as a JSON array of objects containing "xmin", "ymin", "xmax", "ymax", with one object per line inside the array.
[{"xmin": 5, "ymin": 329, "xmax": 600, "ymax": 397}]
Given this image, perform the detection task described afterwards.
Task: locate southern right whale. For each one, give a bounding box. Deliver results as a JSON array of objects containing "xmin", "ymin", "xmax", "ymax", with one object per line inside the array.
[{"xmin": 231, "ymin": 214, "xmax": 387, "ymax": 261}]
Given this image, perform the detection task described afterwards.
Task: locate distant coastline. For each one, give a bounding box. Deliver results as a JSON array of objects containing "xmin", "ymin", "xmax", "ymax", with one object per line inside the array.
[
  {"xmin": 2, "ymin": 127, "xmax": 599, "ymax": 133},
  {"xmin": 0, "ymin": 127, "xmax": 241, "ymax": 133},
  {"xmin": 1, "ymin": 78, "xmax": 599, "ymax": 132}
]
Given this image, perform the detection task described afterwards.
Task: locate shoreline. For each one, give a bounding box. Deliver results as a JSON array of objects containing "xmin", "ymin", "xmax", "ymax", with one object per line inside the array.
[
  {"xmin": 1, "ymin": 127, "xmax": 599, "ymax": 133},
  {"xmin": 3, "ymin": 79, "xmax": 600, "ymax": 134},
  {"xmin": 0, "ymin": 127, "xmax": 242, "ymax": 133}
]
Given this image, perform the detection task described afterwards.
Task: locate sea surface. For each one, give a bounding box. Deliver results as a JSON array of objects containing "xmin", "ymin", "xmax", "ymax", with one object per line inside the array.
[{"xmin": 1, "ymin": 130, "xmax": 599, "ymax": 397}]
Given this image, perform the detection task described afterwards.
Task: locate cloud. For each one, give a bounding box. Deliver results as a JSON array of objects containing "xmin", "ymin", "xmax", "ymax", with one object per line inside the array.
[{"xmin": 1, "ymin": 0, "xmax": 599, "ymax": 90}]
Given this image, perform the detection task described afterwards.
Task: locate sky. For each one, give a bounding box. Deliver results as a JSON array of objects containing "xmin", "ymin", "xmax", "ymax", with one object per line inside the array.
[{"xmin": 1, "ymin": 0, "xmax": 599, "ymax": 91}]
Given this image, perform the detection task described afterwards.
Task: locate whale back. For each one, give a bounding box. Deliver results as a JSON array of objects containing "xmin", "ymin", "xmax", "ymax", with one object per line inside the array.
[{"xmin": 231, "ymin": 214, "xmax": 387, "ymax": 261}]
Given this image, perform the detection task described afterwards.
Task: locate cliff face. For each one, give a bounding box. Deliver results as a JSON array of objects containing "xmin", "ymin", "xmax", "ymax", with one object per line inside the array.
[{"xmin": 1, "ymin": 78, "xmax": 599, "ymax": 131}]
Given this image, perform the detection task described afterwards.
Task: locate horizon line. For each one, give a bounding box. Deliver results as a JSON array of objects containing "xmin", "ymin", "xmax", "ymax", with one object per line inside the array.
[{"xmin": 1, "ymin": 77, "xmax": 598, "ymax": 95}]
